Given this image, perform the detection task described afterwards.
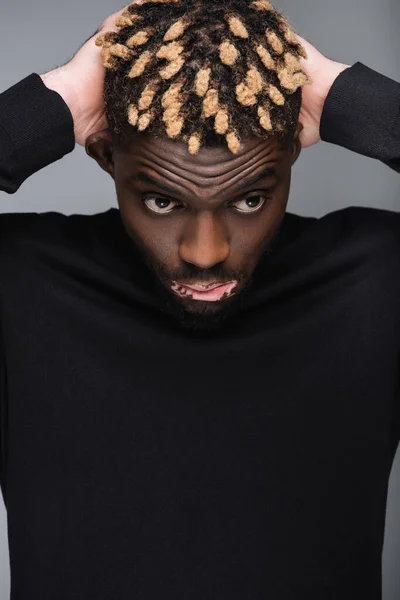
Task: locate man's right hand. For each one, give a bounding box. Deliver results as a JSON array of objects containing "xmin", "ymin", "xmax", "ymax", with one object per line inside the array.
[{"xmin": 40, "ymin": 3, "xmax": 142, "ymax": 147}]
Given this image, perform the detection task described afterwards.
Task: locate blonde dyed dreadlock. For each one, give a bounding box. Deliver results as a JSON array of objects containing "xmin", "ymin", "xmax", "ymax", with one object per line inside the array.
[{"xmin": 98, "ymin": 0, "xmax": 310, "ymax": 155}]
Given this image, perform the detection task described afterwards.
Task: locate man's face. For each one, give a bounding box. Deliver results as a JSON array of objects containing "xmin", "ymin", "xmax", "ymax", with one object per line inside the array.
[{"xmin": 87, "ymin": 128, "xmax": 301, "ymax": 330}]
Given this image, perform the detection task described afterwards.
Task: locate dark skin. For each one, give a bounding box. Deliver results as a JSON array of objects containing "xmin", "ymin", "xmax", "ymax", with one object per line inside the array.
[{"xmin": 85, "ymin": 124, "xmax": 302, "ymax": 326}]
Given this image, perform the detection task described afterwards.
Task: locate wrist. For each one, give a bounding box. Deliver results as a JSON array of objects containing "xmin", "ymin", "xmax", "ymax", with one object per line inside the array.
[
  {"xmin": 318, "ymin": 60, "xmax": 351, "ymax": 107},
  {"xmin": 40, "ymin": 66, "xmax": 80, "ymax": 140}
]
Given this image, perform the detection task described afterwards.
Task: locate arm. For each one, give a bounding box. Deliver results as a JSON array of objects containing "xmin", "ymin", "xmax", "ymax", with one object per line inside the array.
[
  {"xmin": 0, "ymin": 74, "xmax": 75, "ymax": 194},
  {"xmin": 320, "ymin": 63, "xmax": 400, "ymax": 173},
  {"xmin": 0, "ymin": 4, "xmax": 132, "ymax": 195},
  {"xmin": 297, "ymin": 37, "xmax": 400, "ymax": 173}
]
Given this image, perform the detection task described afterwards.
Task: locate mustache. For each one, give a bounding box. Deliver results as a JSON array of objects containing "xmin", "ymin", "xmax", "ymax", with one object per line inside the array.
[
  {"xmin": 129, "ymin": 238, "xmax": 247, "ymax": 285},
  {"xmin": 125, "ymin": 222, "xmax": 275, "ymax": 297}
]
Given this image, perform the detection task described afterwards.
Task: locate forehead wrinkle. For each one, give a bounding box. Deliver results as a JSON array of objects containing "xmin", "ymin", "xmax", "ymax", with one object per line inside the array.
[
  {"xmin": 132, "ymin": 141, "xmax": 280, "ymax": 195},
  {"xmin": 137, "ymin": 158, "xmax": 276, "ymax": 201},
  {"xmin": 132, "ymin": 135, "xmax": 278, "ymax": 174},
  {"xmin": 137, "ymin": 161, "xmax": 195, "ymax": 198},
  {"xmin": 217, "ymin": 160, "xmax": 278, "ymax": 195},
  {"xmin": 188, "ymin": 144, "xmax": 279, "ymax": 189}
]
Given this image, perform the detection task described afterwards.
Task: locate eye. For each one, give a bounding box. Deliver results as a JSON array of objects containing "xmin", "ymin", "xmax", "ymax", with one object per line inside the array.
[
  {"xmin": 143, "ymin": 197, "xmax": 181, "ymax": 214},
  {"xmin": 231, "ymin": 194, "xmax": 268, "ymax": 214}
]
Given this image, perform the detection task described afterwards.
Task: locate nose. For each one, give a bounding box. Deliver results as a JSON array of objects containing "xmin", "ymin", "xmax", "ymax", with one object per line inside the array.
[{"xmin": 179, "ymin": 212, "xmax": 230, "ymax": 270}]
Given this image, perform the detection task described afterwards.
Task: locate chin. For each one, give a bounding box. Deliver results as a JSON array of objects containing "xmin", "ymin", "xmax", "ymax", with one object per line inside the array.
[
  {"xmin": 175, "ymin": 296, "xmax": 235, "ymax": 315},
  {"xmin": 161, "ymin": 290, "xmax": 245, "ymax": 333},
  {"xmin": 171, "ymin": 308, "xmax": 235, "ymax": 333}
]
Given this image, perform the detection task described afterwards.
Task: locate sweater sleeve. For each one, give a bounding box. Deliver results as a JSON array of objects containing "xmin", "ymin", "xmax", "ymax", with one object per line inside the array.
[
  {"xmin": 0, "ymin": 73, "xmax": 75, "ymax": 194},
  {"xmin": 320, "ymin": 62, "xmax": 400, "ymax": 173}
]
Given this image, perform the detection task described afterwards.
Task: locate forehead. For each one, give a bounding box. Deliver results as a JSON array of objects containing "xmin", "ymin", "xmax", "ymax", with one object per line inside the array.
[{"xmin": 116, "ymin": 132, "xmax": 288, "ymax": 185}]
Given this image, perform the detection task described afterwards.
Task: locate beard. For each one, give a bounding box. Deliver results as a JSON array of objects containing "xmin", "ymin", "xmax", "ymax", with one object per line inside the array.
[
  {"xmin": 122, "ymin": 227, "xmax": 282, "ymax": 333},
  {"xmin": 148, "ymin": 267, "xmax": 252, "ymax": 333}
]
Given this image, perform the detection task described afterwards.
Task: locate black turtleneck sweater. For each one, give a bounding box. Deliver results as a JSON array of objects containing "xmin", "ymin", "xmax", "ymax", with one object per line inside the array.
[{"xmin": 0, "ymin": 62, "xmax": 399, "ymax": 599}]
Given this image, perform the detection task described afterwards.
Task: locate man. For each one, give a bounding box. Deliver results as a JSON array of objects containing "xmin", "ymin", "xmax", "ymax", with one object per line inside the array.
[{"xmin": 0, "ymin": 0, "xmax": 399, "ymax": 598}]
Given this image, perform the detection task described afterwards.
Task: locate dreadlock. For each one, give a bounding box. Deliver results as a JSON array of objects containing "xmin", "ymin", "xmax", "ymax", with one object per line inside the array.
[{"xmin": 96, "ymin": 0, "xmax": 310, "ymax": 155}]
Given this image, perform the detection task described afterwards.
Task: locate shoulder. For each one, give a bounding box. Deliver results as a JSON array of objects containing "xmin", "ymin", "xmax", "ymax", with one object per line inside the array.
[
  {"xmin": 317, "ymin": 206, "xmax": 400, "ymax": 266},
  {"xmin": 0, "ymin": 208, "xmax": 118, "ymax": 243},
  {"xmin": 0, "ymin": 208, "xmax": 121, "ymax": 258},
  {"xmin": 319, "ymin": 205, "xmax": 400, "ymax": 236},
  {"xmin": 284, "ymin": 206, "xmax": 400, "ymax": 258},
  {"xmin": 269, "ymin": 206, "xmax": 400, "ymax": 286},
  {"xmin": 0, "ymin": 208, "xmax": 134, "ymax": 281}
]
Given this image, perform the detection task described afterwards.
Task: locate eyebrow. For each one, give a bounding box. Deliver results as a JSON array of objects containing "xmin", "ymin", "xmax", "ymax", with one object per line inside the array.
[{"xmin": 134, "ymin": 166, "xmax": 277, "ymax": 196}]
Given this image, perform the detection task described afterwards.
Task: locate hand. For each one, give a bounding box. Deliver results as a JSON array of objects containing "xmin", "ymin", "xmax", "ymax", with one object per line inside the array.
[
  {"xmin": 296, "ymin": 36, "xmax": 350, "ymax": 149},
  {"xmin": 40, "ymin": 3, "xmax": 142, "ymax": 147},
  {"xmin": 41, "ymin": 6, "xmax": 348, "ymax": 149}
]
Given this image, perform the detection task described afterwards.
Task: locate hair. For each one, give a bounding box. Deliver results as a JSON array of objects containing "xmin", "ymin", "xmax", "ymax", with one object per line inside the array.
[{"xmin": 96, "ymin": 0, "xmax": 311, "ymax": 155}]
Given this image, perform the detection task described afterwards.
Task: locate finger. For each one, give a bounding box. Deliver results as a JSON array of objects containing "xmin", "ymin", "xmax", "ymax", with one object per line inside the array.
[
  {"xmin": 100, "ymin": 1, "xmax": 146, "ymax": 34},
  {"xmin": 101, "ymin": 4, "xmax": 132, "ymax": 32},
  {"xmin": 296, "ymin": 35, "xmax": 316, "ymax": 65},
  {"xmin": 81, "ymin": 4, "xmax": 132, "ymax": 51},
  {"xmin": 75, "ymin": 3, "xmax": 143, "ymax": 57}
]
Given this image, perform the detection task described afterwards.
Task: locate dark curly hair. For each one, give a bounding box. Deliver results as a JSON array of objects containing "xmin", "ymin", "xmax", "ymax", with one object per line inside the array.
[{"xmin": 96, "ymin": 0, "xmax": 310, "ymax": 154}]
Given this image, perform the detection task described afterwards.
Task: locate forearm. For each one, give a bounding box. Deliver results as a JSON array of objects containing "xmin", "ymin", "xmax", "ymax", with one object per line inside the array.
[
  {"xmin": 320, "ymin": 62, "xmax": 400, "ymax": 173},
  {"xmin": 0, "ymin": 74, "xmax": 75, "ymax": 194},
  {"xmin": 40, "ymin": 66, "xmax": 83, "ymax": 143}
]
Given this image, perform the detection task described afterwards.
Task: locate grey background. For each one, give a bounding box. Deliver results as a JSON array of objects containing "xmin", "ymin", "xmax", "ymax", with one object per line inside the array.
[{"xmin": 0, "ymin": 0, "xmax": 399, "ymax": 597}]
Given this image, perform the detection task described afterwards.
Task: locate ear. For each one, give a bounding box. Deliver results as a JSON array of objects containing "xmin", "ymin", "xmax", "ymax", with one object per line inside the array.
[
  {"xmin": 290, "ymin": 122, "xmax": 303, "ymax": 166},
  {"xmin": 85, "ymin": 129, "xmax": 115, "ymax": 178}
]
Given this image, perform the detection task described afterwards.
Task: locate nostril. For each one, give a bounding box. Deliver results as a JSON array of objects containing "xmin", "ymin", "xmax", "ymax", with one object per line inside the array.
[
  {"xmin": 179, "ymin": 241, "xmax": 230, "ymax": 270},
  {"xmin": 179, "ymin": 213, "xmax": 230, "ymax": 268}
]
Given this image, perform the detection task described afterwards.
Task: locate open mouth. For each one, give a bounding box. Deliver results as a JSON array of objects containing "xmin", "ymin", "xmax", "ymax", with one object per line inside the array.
[{"xmin": 171, "ymin": 281, "xmax": 238, "ymax": 302}]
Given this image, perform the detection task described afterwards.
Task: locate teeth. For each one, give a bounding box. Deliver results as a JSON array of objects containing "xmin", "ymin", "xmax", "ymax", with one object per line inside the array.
[{"xmin": 190, "ymin": 284, "xmax": 222, "ymax": 290}]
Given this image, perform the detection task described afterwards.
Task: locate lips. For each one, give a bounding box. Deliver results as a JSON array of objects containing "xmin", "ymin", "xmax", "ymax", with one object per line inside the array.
[
  {"xmin": 171, "ymin": 280, "xmax": 238, "ymax": 302},
  {"xmin": 183, "ymin": 282, "xmax": 229, "ymax": 291}
]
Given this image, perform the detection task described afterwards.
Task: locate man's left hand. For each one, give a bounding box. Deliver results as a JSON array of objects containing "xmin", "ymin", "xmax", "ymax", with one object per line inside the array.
[{"xmin": 297, "ymin": 36, "xmax": 350, "ymax": 148}]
